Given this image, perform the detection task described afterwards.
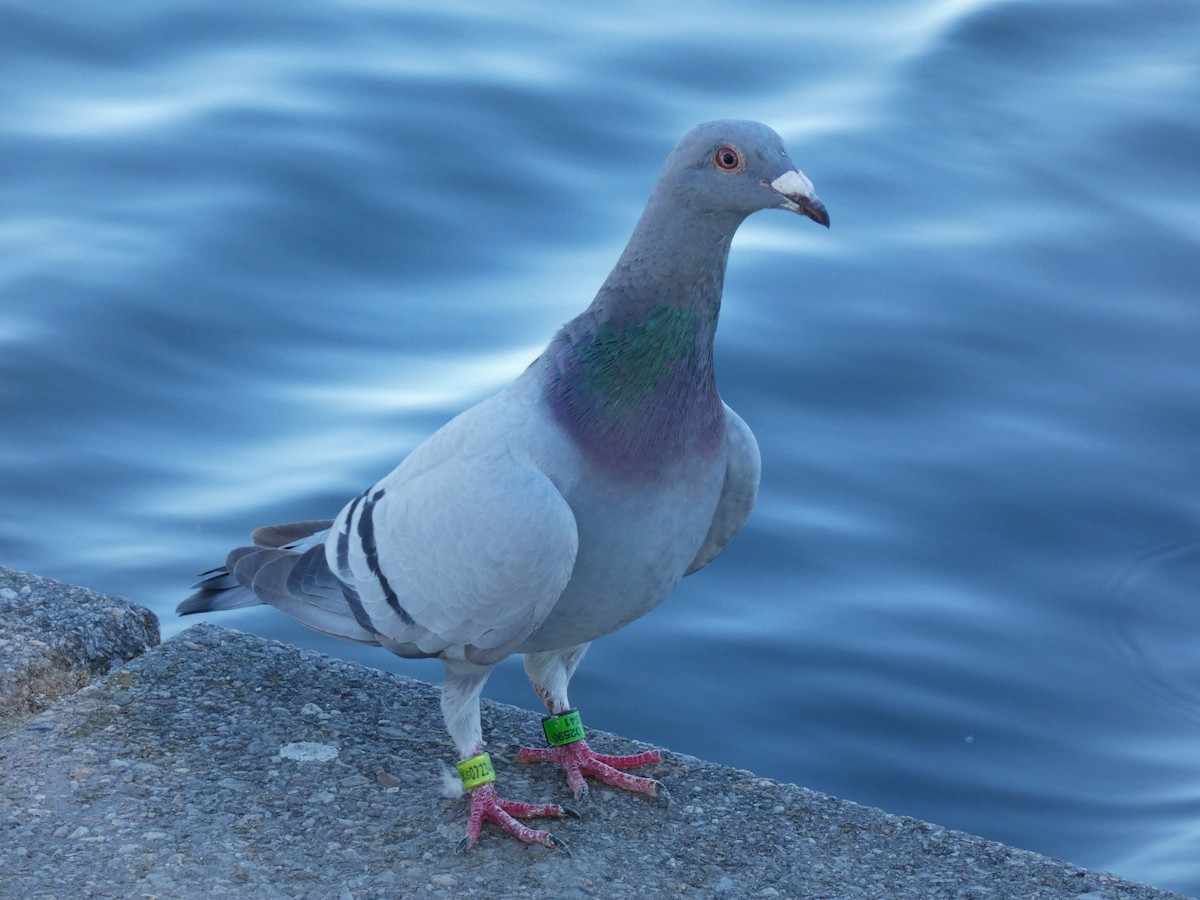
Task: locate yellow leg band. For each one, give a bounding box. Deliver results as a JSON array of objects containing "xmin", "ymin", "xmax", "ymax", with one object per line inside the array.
[{"xmin": 456, "ymin": 752, "xmax": 496, "ymax": 791}]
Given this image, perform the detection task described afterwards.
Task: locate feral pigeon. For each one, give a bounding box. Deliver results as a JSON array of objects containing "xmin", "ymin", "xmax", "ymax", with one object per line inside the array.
[{"xmin": 180, "ymin": 119, "xmax": 829, "ymax": 851}]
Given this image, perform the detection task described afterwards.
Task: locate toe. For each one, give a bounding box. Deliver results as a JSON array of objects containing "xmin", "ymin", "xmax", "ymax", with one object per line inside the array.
[{"xmin": 459, "ymin": 783, "xmax": 573, "ymax": 849}]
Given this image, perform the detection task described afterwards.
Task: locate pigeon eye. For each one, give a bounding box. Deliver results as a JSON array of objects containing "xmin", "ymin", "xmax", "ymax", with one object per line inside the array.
[{"xmin": 714, "ymin": 145, "xmax": 742, "ymax": 172}]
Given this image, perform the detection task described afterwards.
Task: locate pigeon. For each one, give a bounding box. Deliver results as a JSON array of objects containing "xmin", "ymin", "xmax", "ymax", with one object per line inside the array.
[{"xmin": 180, "ymin": 119, "xmax": 828, "ymax": 852}]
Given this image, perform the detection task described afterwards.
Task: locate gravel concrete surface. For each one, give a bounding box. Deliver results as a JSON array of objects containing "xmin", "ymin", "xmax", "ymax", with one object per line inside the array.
[
  {"xmin": 0, "ymin": 602, "xmax": 1189, "ymax": 899},
  {"xmin": 0, "ymin": 566, "xmax": 159, "ymax": 734}
]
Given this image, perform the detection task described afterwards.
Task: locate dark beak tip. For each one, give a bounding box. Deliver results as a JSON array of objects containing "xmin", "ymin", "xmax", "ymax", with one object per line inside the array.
[{"xmin": 803, "ymin": 198, "xmax": 831, "ymax": 229}]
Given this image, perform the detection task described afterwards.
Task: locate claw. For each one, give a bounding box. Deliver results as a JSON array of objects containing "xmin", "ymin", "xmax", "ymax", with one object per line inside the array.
[
  {"xmin": 561, "ymin": 803, "xmax": 582, "ymax": 819},
  {"xmin": 548, "ymin": 834, "xmax": 571, "ymax": 855},
  {"xmin": 651, "ymin": 782, "xmax": 671, "ymax": 809}
]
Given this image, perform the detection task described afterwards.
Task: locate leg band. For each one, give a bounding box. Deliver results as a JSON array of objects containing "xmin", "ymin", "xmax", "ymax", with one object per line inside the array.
[
  {"xmin": 541, "ymin": 709, "xmax": 585, "ymax": 746},
  {"xmin": 457, "ymin": 752, "xmax": 496, "ymax": 790}
]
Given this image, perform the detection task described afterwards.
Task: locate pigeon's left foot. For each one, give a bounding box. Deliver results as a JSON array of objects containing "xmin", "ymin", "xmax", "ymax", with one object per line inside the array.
[
  {"xmin": 456, "ymin": 783, "xmax": 576, "ymax": 853},
  {"xmin": 516, "ymin": 739, "xmax": 667, "ymax": 805}
]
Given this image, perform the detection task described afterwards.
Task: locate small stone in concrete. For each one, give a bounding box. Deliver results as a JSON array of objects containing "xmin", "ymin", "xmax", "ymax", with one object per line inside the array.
[{"xmin": 280, "ymin": 741, "xmax": 340, "ymax": 762}]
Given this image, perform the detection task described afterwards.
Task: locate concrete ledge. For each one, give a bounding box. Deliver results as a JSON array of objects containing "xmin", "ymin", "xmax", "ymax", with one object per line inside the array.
[
  {"xmin": 0, "ymin": 605, "xmax": 1187, "ymax": 899},
  {"xmin": 0, "ymin": 566, "xmax": 159, "ymax": 734}
]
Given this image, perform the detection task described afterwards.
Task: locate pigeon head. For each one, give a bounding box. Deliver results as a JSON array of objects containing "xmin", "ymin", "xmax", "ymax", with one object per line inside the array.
[{"xmin": 658, "ymin": 120, "xmax": 830, "ymax": 228}]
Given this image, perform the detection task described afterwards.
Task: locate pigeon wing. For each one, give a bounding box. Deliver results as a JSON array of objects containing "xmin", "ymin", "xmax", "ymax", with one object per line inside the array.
[
  {"xmin": 686, "ymin": 402, "xmax": 761, "ymax": 574},
  {"xmin": 331, "ymin": 396, "xmax": 579, "ymax": 663}
]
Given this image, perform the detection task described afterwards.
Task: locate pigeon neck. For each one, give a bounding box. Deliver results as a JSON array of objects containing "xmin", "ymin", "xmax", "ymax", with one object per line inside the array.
[
  {"xmin": 594, "ymin": 189, "xmax": 746, "ymax": 323},
  {"xmin": 540, "ymin": 203, "xmax": 741, "ymax": 476}
]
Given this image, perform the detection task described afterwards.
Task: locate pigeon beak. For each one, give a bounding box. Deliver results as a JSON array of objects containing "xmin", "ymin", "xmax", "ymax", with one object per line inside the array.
[{"xmin": 767, "ymin": 170, "xmax": 830, "ymax": 228}]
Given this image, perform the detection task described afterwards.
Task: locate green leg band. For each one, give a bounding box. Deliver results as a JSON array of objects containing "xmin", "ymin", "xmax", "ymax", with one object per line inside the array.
[
  {"xmin": 456, "ymin": 752, "xmax": 496, "ymax": 791},
  {"xmin": 542, "ymin": 709, "xmax": 585, "ymax": 746}
]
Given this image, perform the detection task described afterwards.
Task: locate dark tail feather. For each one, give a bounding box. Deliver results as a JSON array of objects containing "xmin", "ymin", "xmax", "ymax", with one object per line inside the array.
[
  {"xmin": 178, "ymin": 567, "xmax": 261, "ymax": 615},
  {"xmin": 251, "ymin": 519, "xmax": 335, "ymax": 549}
]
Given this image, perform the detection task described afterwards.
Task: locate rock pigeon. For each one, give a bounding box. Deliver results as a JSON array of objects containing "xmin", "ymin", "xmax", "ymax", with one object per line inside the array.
[{"xmin": 180, "ymin": 119, "xmax": 828, "ymax": 852}]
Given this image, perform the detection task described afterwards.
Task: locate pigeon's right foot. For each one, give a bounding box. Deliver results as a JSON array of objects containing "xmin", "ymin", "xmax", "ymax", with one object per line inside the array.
[
  {"xmin": 455, "ymin": 783, "xmax": 576, "ymax": 853},
  {"xmin": 516, "ymin": 739, "xmax": 667, "ymax": 805}
]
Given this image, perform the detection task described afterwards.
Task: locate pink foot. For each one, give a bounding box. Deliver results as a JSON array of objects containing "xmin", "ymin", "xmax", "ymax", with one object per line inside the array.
[
  {"xmin": 456, "ymin": 782, "xmax": 575, "ymax": 853},
  {"xmin": 515, "ymin": 739, "xmax": 668, "ymax": 805}
]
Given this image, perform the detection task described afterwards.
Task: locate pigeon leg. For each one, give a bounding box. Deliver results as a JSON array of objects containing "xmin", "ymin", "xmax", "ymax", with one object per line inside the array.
[
  {"xmin": 443, "ymin": 659, "xmax": 573, "ymax": 851},
  {"xmin": 520, "ymin": 647, "xmax": 667, "ymax": 804}
]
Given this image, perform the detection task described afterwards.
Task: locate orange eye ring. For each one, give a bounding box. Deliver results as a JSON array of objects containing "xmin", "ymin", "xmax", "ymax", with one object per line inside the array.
[{"xmin": 714, "ymin": 145, "xmax": 742, "ymax": 172}]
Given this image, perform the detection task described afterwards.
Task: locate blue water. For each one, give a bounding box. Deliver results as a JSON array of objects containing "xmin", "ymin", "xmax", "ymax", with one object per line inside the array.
[{"xmin": 2, "ymin": 0, "xmax": 1198, "ymax": 892}]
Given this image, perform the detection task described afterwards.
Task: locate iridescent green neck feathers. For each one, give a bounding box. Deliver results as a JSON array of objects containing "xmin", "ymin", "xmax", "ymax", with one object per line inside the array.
[{"xmin": 543, "ymin": 304, "xmax": 724, "ymax": 475}]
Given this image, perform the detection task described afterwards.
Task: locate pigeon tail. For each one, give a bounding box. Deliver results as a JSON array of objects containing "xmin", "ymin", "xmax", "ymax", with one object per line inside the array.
[{"xmin": 180, "ymin": 521, "xmax": 380, "ymax": 645}]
